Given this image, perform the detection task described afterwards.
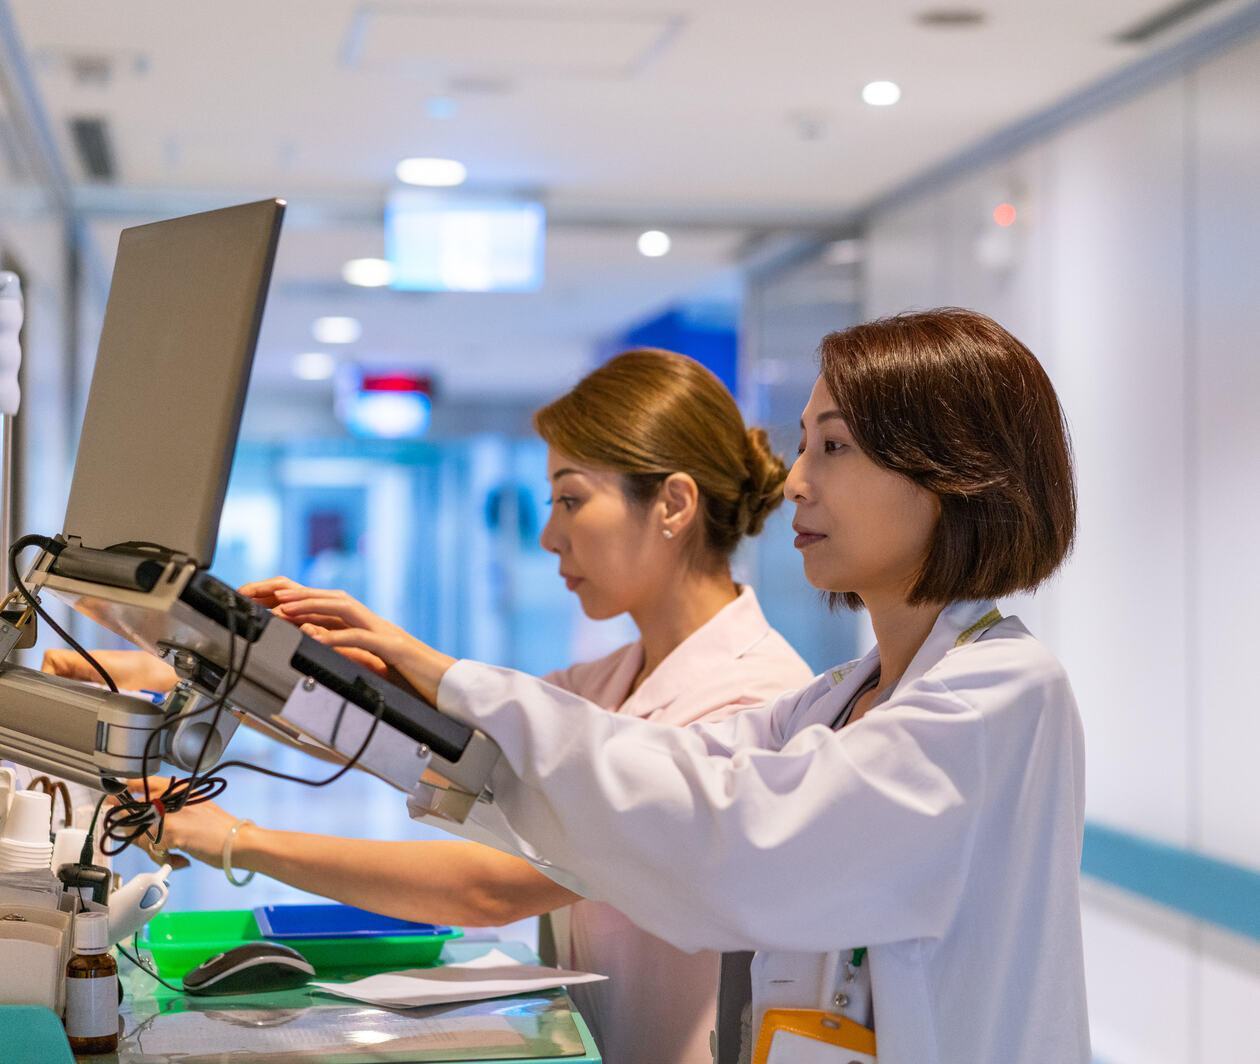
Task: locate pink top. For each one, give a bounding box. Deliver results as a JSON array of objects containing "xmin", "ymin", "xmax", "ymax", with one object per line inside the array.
[{"xmin": 540, "ymin": 586, "xmax": 812, "ymax": 1064}]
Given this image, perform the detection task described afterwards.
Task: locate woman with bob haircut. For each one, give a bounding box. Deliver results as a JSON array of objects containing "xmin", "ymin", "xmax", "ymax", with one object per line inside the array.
[
  {"xmin": 260, "ymin": 307, "xmax": 1089, "ymax": 1063},
  {"xmin": 49, "ymin": 348, "xmax": 812, "ymax": 1064}
]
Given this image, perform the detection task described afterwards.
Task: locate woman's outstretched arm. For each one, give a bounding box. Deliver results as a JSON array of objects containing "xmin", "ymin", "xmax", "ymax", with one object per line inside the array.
[{"xmin": 134, "ymin": 777, "xmax": 578, "ymax": 927}]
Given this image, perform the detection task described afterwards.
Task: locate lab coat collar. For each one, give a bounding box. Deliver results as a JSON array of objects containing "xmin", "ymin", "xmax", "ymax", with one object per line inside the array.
[
  {"xmin": 619, "ymin": 585, "xmax": 774, "ymax": 719},
  {"xmin": 892, "ymin": 598, "xmax": 1001, "ymax": 699},
  {"xmin": 824, "ymin": 599, "xmax": 1000, "ymax": 709}
]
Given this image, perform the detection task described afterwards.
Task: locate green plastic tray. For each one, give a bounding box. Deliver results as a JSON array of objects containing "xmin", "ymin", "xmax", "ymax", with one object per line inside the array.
[{"xmin": 137, "ymin": 908, "xmax": 461, "ymax": 978}]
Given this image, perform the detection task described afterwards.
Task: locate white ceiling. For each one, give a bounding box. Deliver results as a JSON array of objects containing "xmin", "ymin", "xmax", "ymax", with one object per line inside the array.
[{"xmin": 3, "ymin": 0, "xmax": 1252, "ymax": 408}]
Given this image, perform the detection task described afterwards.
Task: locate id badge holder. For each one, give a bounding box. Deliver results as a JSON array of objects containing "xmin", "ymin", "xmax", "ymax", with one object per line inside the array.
[{"xmin": 752, "ymin": 1008, "xmax": 877, "ymax": 1064}]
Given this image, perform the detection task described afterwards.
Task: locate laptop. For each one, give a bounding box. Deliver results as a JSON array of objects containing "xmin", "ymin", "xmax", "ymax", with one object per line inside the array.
[{"xmin": 61, "ymin": 198, "xmax": 284, "ymax": 571}]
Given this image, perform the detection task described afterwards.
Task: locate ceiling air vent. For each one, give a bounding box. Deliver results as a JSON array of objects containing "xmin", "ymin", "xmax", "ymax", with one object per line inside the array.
[
  {"xmin": 1113, "ymin": 0, "xmax": 1232, "ymax": 43},
  {"xmin": 915, "ymin": 8, "xmax": 987, "ymax": 28},
  {"xmin": 68, "ymin": 115, "xmax": 116, "ymax": 181}
]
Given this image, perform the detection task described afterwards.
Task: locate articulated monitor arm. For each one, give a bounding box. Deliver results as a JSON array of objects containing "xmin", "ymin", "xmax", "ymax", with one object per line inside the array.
[
  {"xmin": 0, "ymin": 661, "xmax": 170, "ymax": 791},
  {"xmin": 0, "ymin": 543, "xmax": 500, "ymax": 825}
]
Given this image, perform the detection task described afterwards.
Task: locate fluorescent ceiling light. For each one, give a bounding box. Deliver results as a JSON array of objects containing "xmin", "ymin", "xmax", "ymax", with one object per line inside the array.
[
  {"xmin": 395, "ymin": 156, "xmax": 467, "ymax": 187},
  {"xmin": 861, "ymin": 80, "xmax": 902, "ymax": 106},
  {"xmin": 313, "ymin": 316, "xmax": 362, "ymax": 344},
  {"xmin": 637, "ymin": 230, "xmax": 671, "ymax": 257},
  {"xmin": 342, "ymin": 257, "xmax": 394, "ymax": 287},
  {"xmin": 386, "ymin": 192, "xmax": 545, "ymax": 292}
]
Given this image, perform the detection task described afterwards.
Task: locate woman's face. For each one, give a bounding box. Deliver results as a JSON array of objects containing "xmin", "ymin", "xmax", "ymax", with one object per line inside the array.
[
  {"xmin": 784, "ymin": 377, "xmax": 940, "ymax": 604},
  {"xmin": 539, "ymin": 448, "xmax": 666, "ymax": 620}
]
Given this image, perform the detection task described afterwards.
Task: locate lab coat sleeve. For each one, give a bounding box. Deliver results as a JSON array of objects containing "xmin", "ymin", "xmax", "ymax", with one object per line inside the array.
[{"xmin": 435, "ymin": 659, "xmax": 991, "ymax": 954}]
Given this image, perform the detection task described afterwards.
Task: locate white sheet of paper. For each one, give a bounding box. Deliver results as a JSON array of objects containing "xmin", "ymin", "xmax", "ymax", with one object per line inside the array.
[{"xmin": 309, "ymin": 948, "xmax": 608, "ymax": 1008}]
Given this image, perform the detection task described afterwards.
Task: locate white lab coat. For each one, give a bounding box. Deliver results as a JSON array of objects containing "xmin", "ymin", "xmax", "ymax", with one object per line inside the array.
[{"xmin": 425, "ymin": 599, "xmax": 1091, "ymax": 1063}]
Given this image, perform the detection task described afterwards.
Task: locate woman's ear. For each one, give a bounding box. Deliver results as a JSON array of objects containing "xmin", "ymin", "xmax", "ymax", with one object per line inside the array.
[{"xmin": 660, "ymin": 473, "xmax": 700, "ymax": 538}]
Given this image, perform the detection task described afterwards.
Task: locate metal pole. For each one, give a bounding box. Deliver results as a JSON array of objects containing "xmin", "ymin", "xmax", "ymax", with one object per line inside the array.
[
  {"xmin": 0, "ymin": 412, "xmax": 11, "ymax": 596},
  {"xmin": 0, "ymin": 270, "xmax": 22, "ymax": 600}
]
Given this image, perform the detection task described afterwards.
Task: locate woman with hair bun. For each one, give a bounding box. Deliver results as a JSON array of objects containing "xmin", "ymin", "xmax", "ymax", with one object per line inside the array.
[{"xmin": 93, "ymin": 348, "xmax": 811, "ymax": 1064}]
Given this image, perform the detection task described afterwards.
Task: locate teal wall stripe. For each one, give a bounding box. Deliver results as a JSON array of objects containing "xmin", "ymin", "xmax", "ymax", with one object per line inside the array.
[{"xmin": 1081, "ymin": 822, "xmax": 1260, "ymax": 942}]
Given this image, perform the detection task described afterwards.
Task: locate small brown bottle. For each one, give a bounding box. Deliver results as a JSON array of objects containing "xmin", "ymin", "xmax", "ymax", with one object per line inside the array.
[{"xmin": 64, "ymin": 911, "xmax": 119, "ymax": 1054}]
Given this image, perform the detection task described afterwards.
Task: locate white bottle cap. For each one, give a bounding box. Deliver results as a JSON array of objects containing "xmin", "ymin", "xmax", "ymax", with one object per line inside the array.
[{"xmin": 74, "ymin": 911, "xmax": 110, "ymax": 953}]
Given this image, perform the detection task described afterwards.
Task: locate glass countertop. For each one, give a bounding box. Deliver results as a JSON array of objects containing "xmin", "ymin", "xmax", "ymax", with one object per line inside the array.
[{"xmin": 91, "ymin": 941, "xmax": 598, "ymax": 1064}]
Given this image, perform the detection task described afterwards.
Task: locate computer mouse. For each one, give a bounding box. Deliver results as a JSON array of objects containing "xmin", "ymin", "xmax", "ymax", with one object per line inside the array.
[{"xmin": 182, "ymin": 941, "xmax": 315, "ymax": 996}]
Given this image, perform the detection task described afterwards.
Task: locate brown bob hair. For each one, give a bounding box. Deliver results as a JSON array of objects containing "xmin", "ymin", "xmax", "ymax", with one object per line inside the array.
[
  {"xmin": 533, "ymin": 348, "xmax": 787, "ymax": 563},
  {"xmin": 818, "ymin": 308, "xmax": 1076, "ymax": 610}
]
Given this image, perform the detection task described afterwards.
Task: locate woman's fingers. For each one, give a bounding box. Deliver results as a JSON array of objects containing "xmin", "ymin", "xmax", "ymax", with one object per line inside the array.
[
  {"xmin": 300, "ymin": 622, "xmax": 445, "ymax": 699},
  {"xmin": 273, "ymin": 592, "xmax": 386, "ymax": 633},
  {"xmin": 326, "ymin": 645, "xmax": 391, "ymax": 676},
  {"xmin": 240, "ymin": 578, "xmax": 446, "ymax": 695},
  {"xmin": 300, "ymin": 622, "xmax": 394, "ymax": 657},
  {"xmin": 272, "ymin": 607, "xmax": 354, "ymax": 631},
  {"xmin": 238, "ymin": 575, "xmax": 307, "ymax": 607}
]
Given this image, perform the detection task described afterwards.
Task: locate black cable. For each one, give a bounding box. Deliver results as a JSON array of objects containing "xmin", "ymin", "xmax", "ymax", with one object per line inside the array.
[
  {"xmin": 100, "ymin": 775, "xmax": 229, "ymax": 857},
  {"xmin": 100, "ymin": 602, "xmax": 255, "ymax": 854},
  {"xmin": 77, "ymin": 793, "xmax": 109, "ymax": 866},
  {"xmin": 7, "ymin": 534, "xmax": 118, "ymax": 692},
  {"xmin": 213, "ymin": 680, "xmax": 389, "ymax": 789},
  {"xmin": 10, "ymin": 545, "xmax": 393, "ymax": 855},
  {"xmin": 101, "ymin": 595, "xmax": 388, "ymax": 859},
  {"xmin": 115, "ymin": 941, "xmax": 195, "ymax": 996},
  {"xmin": 116, "ymin": 939, "xmax": 289, "ymax": 1000},
  {"xmin": 102, "ymin": 657, "xmax": 238, "ymax": 854},
  {"xmin": 105, "ymin": 682, "xmax": 387, "ymax": 855},
  {"xmin": 175, "ymin": 590, "xmax": 391, "ymax": 791}
]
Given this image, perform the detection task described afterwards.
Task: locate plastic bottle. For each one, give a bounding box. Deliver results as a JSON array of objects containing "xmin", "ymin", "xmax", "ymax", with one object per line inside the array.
[{"xmin": 64, "ymin": 911, "xmax": 119, "ymax": 1054}]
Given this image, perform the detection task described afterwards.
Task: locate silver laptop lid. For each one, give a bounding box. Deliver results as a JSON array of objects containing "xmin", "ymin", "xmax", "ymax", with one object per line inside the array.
[{"xmin": 62, "ymin": 199, "xmax": 284, "ymax": 566}]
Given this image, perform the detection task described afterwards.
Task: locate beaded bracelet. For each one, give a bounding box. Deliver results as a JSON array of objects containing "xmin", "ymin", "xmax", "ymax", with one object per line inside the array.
[{"xmin": 222, "ymin": 818, "xmax": 256, "ymax": 887}]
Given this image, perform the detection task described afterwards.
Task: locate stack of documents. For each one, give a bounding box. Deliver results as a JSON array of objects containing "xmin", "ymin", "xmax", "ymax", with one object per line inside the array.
[{"xmin": 311, "ymin": 948, "xmax": 607, "ymax": 1008}]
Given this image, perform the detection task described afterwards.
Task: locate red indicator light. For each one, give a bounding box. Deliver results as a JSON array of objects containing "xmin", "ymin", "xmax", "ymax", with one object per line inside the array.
[
  {"xmin": 993, "ymin": 203, "xmax": 1016, "ymax": 227},
  {"xmin": 361, "ymin": 373, "xmax": 430, "ymax": 393}
]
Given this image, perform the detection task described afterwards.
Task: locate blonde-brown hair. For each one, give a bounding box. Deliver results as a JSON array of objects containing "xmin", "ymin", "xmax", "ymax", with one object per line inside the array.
[{"xmin": 533, "ymin": 348, "xmax": 786, "ymax": 563}]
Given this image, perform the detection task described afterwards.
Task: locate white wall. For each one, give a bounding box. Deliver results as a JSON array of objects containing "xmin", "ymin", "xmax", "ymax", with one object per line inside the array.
[
  {"xmin": 863, "ymin": 30, "xmax": 1260, "ymax": 1064},
  {"xmin": 1190, "ymin": 33, "xmax": 1260, "ymax": 879}
]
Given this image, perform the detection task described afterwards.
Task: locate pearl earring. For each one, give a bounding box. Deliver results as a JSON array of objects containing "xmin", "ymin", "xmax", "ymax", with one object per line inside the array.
[{"xmin": 662, "ymin": 529, "xmax": 674, "ymax": 539}]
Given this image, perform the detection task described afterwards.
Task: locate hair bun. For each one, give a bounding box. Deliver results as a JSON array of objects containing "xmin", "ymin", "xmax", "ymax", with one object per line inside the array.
[{"xmin": 737, "ymin": 427, "xmax": 788, "ymax": 536}]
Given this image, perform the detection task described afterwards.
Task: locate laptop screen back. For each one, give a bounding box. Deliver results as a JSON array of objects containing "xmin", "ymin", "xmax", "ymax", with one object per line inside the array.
[{"xmin": 61, "ymin": 199, "xmax": 284, "ymax": 567}]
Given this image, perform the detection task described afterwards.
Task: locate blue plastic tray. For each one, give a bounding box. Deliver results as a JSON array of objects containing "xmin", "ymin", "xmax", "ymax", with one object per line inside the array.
[{"xmin": 254, "ymin": 902, "xmax": 453, "ymax": 940}]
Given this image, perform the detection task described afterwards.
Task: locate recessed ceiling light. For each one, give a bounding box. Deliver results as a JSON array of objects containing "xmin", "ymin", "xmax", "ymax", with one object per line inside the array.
[
  {"xmin": 862, "ymin": 80, "xmax": 902, "ymax": 106},
  {"xmin": 637, "ymin": 230, "xmax": 671, "ymax": 257},
  {"xmin": 395, "ymin": 156, "xmax": 467, "ymax": 187},
  {"xmin": 313, "ymin": 316, "xmax": 362, "ymax": 344},
  {"xmin": 293, "ymin": 352, "xmax": 335, "ymax": 381},
  {"xmin": 342, "ymin": 258, "xmax": 394, "ymax": 287}
]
